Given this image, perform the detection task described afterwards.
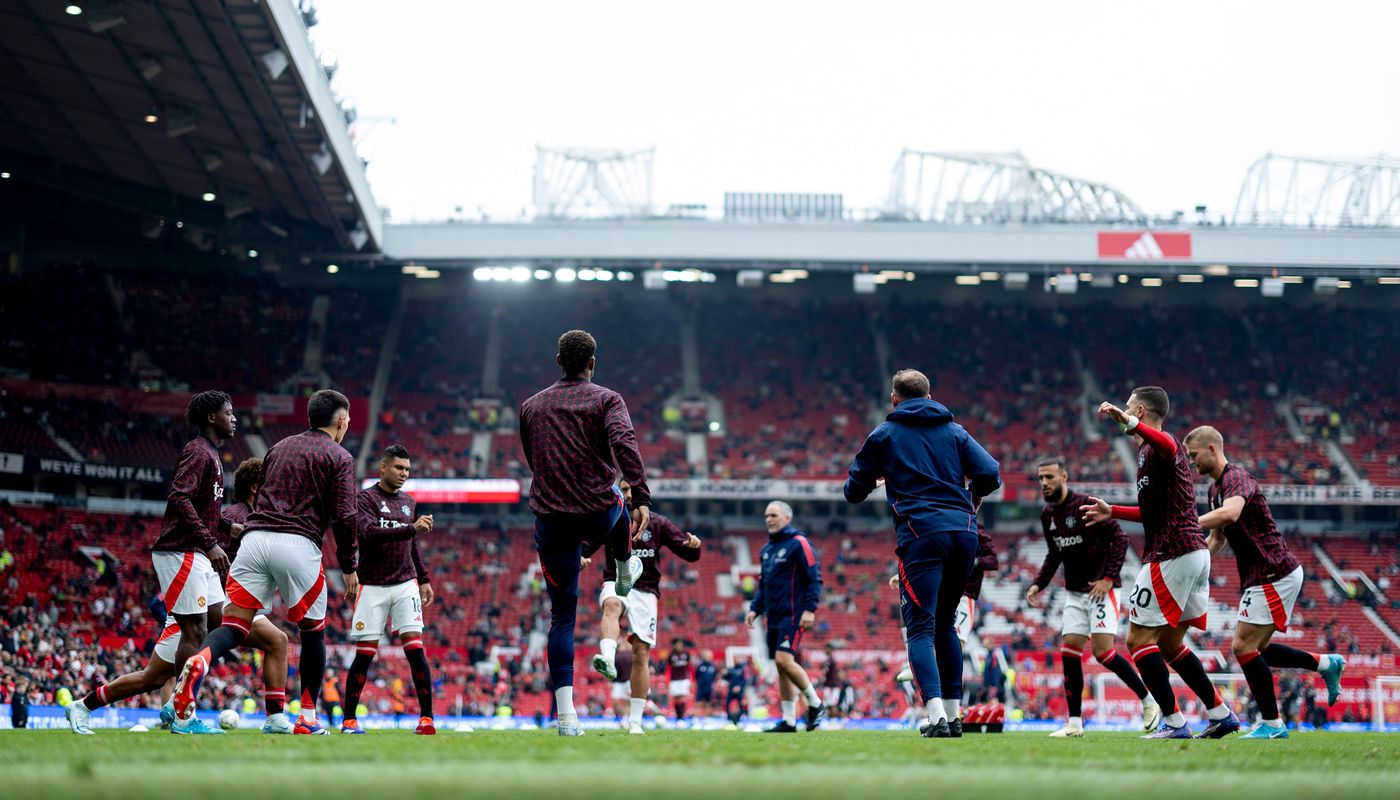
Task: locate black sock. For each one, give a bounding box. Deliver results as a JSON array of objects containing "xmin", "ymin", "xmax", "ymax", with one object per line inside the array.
[
  {"xmin": 1166, "ymin": 646, "xmax": 1221, "ymax": 708},
  {"xmin": 1263, "ymin": 644, "xmax": 1320, "ymax": 671},
  {"xmin": 204, "ymin": 624, "xmax": 249, "ymax": 664},
  {"xmin": 265, "ymin": 689, "xmax": 285, "ymax": 716},
  {"xmin": 675, "ymin": 700, "xmax": 688, "ymax": 720},
  {"xmin": 404, "ymin": 646, "xmax": 434, "ymax": 719},
  {"xmin": 1132, "ymin": 646, "xmax": 1178, "ymax": 715},
  {"xmin": 342, "ymin": 653, "xmax": 374, "ymax": 721},
  {"xmin": 299, "ymin": 628, "xmax": 326, "ymax": 714},
  {"xmin": 1239, "ymin": 651, "xmax": 1279, "ymax": 720},
  {"xmin": 1062, "ymin": 647, "xmax": 1084, "ymax": 718},
  {"xmin": 1097, "ymin": 649, "xmax": 1150, "ymax": 701}
]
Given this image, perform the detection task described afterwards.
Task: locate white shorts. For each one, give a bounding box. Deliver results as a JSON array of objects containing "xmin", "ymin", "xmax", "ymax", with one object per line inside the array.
[
  {"xmin": 668, "ymin": 679, "xmax": 692, "ymax": 698},
  {"xmin": 1061, "ymin": 589, "xmax": 1122, "ymax": 637},
  {"xmin": 226, "ymin": 531, "xmax": 327, "ymax": 623},
  {"xmin": 1127, "ymin": 549, "xmax": 1210, "ymax": 630},
  {"xmin": 611, "ymin": 682, "xmax": 633, "ymax": 701},
  {"xmin": 1237, "ymin": 565, "xmax": 1304, "ymax": 632},
  {"xmin": 954, "ymin": 596, "xmax": 976, "ymax": 644},
  {"xmin": 599, "ymin": 581, "xmax": 658, "ymax": 647},
  {"xmin": 350, "ymin": 579, "xmax": 424, "ymax": 640},
  {"xmin": 152, "ymin": 609, "xmax": 268, "ymax": 663},
  {"xmin": 152, "ymin": 551, "xmax": 224, "ymax": 615}
]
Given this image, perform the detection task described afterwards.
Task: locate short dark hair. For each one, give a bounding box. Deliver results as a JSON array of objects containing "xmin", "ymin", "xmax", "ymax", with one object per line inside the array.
[
  {"xmin": 185, "ymin": 390, "xmax": 231, "ymax": 429},
  {"xmin": 382, "ymin": 444, "xmax": 411, "ymax": 462},
  {"xmin": 892, "ymin": 369, "xmax": 930, "ymax": 401},
  {"xmin": 232, "ymin": 458, "xmax": 263, "ymax": 503},
  {"xmin": 1037, "ymin": 458, "xmax": 1067, "ymax": 471},
  {"xmin": 307, "ymin": 389, "xmax": 350, "ymax": 429},
  {"xmin": 558, "ymin": 330, "xmax": 597, "ymax": 375},
  {"xmin": 1130, "ymin": 386, "xmax": 1170, "ymax": 420}
]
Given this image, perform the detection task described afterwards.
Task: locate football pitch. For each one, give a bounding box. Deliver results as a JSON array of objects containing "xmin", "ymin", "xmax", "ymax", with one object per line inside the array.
[{"xmin": 4, "ymin": 729, "xmax": 1396, "ymax": 800}]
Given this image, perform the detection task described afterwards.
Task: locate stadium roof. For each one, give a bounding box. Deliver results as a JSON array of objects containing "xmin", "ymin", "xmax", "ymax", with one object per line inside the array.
[
  {"xmin": 381, "ymin": 220, "xmax": 1400, "ymax": 276},
  {"xmin": 0, "ymin": 0, "xmax": 379, "ymax": 255}
]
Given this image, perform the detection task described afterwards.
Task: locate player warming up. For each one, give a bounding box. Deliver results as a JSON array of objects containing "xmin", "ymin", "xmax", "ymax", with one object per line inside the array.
[
  {"xmin": 584, "ymin": 479, "xmax": 701, "ymax": 734},
  {"xmin": 170, "ymin": 389, "xmax": 359, "ymax": 736},
  {"xmin": 665, "ymin": 639, "xmax": 695, "ymax": 723},
  {"xmin": 520, "ymin": 329, "xmax": 649, "ymax": 736},
  {"xmin": 745, "ymin": 501, "xmax": 825, "ymax": 733},
  {"xmin": 67, "ymin": 454, "xmax": 290, "ymax": 735},
  {"xmin": 1185, "ymin": 426, "xmax": 1346, "ymax": 739},
  {"xmin": 97, "ymin": 391, "xmax": 235, "ymax": 734},
  {"xmin": 1028, "ymin": 458, "xmax": 1159, "ymax": 737},
  {"xmin": 1081, "ymin": 387, "xmax": 1239, "ymax": 739},
  {"xmin": 340, "ymin": 445, "xmax": 438, "ymax": 735},
  {"xmin": 847, "ymin": 369, "xmax": 1001, "ymax": 738}
]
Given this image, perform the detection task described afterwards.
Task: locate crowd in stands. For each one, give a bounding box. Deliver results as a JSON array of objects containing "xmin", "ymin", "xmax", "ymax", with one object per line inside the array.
[{"xmin": 2, "ymin": 265, "xmax": 1397, "ymax": 489}]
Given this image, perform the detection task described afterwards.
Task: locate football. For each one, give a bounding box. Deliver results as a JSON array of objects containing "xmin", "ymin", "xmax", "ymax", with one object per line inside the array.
[{"xmin": 217, "ymin": 710, "xmax": 240, "ymax": 731}]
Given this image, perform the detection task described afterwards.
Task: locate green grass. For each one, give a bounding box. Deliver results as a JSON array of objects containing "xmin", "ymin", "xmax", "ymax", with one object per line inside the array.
[{"xmin": 3, "ymin": 729, "xmax": 1396, "ymax": 799}]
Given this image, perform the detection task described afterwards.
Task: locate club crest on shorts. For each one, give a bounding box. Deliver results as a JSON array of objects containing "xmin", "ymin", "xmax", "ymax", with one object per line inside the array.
[
  {"xmin": 355, "ymin": 621, "xmax": 365, "ymax": 631},
  {"xmin": 197, "ymin": 596, "xmax": 206, "ymax": 607}
]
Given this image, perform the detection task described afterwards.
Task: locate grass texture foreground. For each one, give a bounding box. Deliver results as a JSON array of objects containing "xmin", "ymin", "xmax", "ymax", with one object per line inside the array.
[{"xmin": 3, "ymin": 728, "xmax": 1397, "ymax": 799}]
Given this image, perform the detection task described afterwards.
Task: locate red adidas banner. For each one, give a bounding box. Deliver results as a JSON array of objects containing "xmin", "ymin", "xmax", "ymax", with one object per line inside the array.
[{"xmin": 1097, "ymin": 231, "xmax": 1192, "ymax": 259}]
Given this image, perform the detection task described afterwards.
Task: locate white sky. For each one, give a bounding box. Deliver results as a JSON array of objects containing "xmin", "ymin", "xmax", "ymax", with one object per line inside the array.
[{"xmin": 309, "ymin": 0, "xmax": 1400, "ymax": 221}]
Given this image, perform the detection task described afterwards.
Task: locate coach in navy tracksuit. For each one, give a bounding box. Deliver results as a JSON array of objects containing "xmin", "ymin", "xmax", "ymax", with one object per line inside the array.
[
  {"xmin": 845, "ymin": 369, "xmax": 1001, "ymax": 738},
  {"xmin": 745, "ymin": 502, "xmax": 826, "ymax": 732}
]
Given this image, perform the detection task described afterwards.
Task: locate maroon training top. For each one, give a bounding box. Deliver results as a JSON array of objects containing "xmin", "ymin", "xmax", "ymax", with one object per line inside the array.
[
  {"xmin": 150, "ymin": 437, "xmax": 224, "ymax": 554},
  {"xmin": 355, "ymin": 483, "xmax": 428, "ymax": 586},
  {"xmin": 245, "ymin": 429, "xmax": 358, "ymax": 570},
  {"xmin": 1210, "ymin": 463, "xmax": 1300, "ymax": 588},
  {"xmin": 1036, "ymin": 489, "xmax": 1129, "ymax": 592},
  {"xmin": 1134, "ymin": 428, "xmax": 1207, "ymax": 562},
  {"xmin": 520, "ymin": 376, "xmax": 650, "ymax": 515}
]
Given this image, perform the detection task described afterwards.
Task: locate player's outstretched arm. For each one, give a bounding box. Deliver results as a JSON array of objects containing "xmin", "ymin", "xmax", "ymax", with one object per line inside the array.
[
  {"xmin": 658, "ymin": 516, "xmax": 703, "ymax": 562},
  {"xmin": 1080, "ymin": 496, "xmax": 1140, "ymax": 523},
  {"xmin": 1101, "ymin": 402, "xmax": 1177, "ymax": 456}
]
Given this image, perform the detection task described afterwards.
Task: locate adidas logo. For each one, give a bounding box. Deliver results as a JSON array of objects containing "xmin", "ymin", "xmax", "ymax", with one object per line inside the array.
[
  {"xmin": 780, "ymin": 640, "xmax": 791, "ymax": 648},
  {"xmin": 1124, "ymin": 232, "xmax": 1164, "ymax": 260},
  {"xmin": 381, "ymin": 502, "xmax": 391, "ymax": 513}
]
